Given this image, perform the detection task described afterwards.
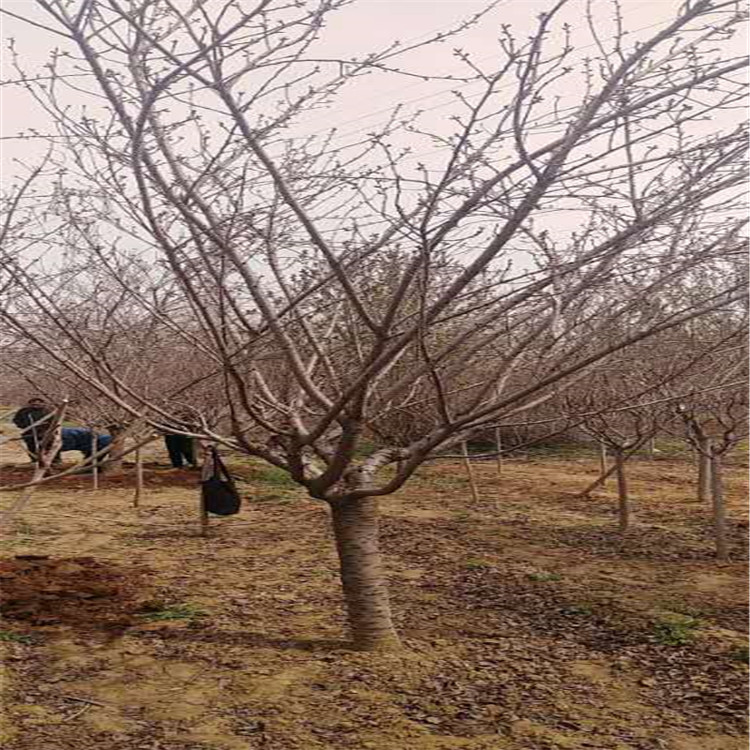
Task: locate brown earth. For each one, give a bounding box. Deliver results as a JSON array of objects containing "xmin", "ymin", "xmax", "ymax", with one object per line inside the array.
[
  {"xmin": 0, "ymin": 556, "xmax": 151, "ymax": 631},
  {"xmin": 0, "ymin": 448, "xmax": 747, "ymax": 750},
  {"xmin": 0, "ymin": 463, "xmax": 211, "ymax": 490}
]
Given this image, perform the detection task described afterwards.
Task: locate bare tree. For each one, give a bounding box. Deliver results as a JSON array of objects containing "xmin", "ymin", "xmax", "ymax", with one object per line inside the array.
[
  {"xmin": 674, "ymin": 388, "xmax": 747, "ymax": 561},
  {"xmin": 562, "ymin": 345, "xmax": 675, "ymax": 532},
  {"xmin": 0, "ymin": 0, "xmax": 747, "ymax": 649}
]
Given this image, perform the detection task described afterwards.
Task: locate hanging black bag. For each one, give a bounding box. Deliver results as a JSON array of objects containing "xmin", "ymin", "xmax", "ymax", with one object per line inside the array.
[{"xmin": 201, "ymin": 447, "xmax": 242, "ymax": 516}]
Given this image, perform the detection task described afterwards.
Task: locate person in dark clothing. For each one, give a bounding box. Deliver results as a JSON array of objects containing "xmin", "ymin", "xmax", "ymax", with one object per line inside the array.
[
  {"xmin": 13, "ymin": 397, "xmax": 53, "ymax": 461},
  {"xmin": 164, "ymin": 432, "xmax": 196, "ymax": 469}
]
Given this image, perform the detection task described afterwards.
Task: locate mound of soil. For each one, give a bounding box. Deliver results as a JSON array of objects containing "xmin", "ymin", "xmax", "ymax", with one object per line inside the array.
[{"xmin": 0, "ymin": 556, "xmax": 151, "ymax": 630}]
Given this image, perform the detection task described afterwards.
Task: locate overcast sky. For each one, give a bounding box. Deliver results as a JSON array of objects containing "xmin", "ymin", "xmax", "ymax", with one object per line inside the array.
[{"xmin": 0, "ymin": 0, "xmax": 700, "ymax": 178}]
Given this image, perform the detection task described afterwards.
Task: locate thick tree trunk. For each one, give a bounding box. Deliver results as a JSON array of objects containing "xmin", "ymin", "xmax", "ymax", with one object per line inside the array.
[
  {"xmin": 697, "ymin": 438, "xmax": 712, "ymax": 503},
  {"xmin": 710, "ymin": 453, "xmax": 728, "ymax": 561},
  {"xmin": 330, "ymin": 496, "xmax": 400, "ymax": 651},
  {"xmin": 614, "ymin": 448, "xmax": 630, "ymax": 533}
]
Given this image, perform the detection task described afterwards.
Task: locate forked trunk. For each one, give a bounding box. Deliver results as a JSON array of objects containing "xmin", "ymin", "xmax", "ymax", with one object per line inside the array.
[
  {"xmin": 330, "ymin": 496, "xmax": 400, "ymax": 651},
  {"xmin": 710, "ymin": 453, "xmax": 728, "ymax": 561},
  {"xmin": 614, "ymin": 448, "xmax": 629, "ymax": 533},
  {"xmin": 697, "ymin": 438, "xmax": 712, "ymax": 503}
]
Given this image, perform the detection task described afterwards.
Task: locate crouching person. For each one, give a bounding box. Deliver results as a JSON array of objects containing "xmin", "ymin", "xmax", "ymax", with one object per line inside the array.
[{"xmin": 60, "ymin": 427, "xmax": 113, "ymax": 461}]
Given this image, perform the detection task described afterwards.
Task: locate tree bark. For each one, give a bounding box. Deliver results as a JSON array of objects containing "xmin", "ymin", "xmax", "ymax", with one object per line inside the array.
[
  {"xmin": 101, "ymin": 425, "xmax": 126, "ymax": 475},
  {"xmin": 494, "ymin": 428, "xmax": 503, "ymax": 511},
  {"xmin": 91, "ymin": 429, "xmax": 99, "ymax": 490},
  {"xmin": 614, "ymin": 448, "xmax": 630, "ymax": 533},
  {"xmin": 697, "ymin": 437, "xmax": 712, "ymax": 503},
  {"xmin": 494, "ymin": 427, "xmax": 504, "ymax": 479},
  {"xmin": 330, "ymin": 496, "xmax": 400, "ymax": 651},
  {"xmin": 199, "ymin": 442, "xmax": 211, "ymax": 536},
  {"xmin": 579, "ymin": 442, "xmax": 642, "ymax": 498},
  {"xmin": 461, "ymin": 441, "xmax": 479, "ymax": 505},
  {"xmin": 598, "ymin": 441, "xmax": 608, "ymax": 487},
  {"xmin": 710, "ymin": 452, "xmax": 728, "ymax": 561},
  {"xmin": 133, "ymin": 447, "xmax": 143, "ymax": 508}
]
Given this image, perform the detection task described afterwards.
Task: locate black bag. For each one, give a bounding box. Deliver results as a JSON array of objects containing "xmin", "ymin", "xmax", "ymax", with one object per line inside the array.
[{"xmin": 201, "ymin": 448, "xmax": 241, "ymax": 516}]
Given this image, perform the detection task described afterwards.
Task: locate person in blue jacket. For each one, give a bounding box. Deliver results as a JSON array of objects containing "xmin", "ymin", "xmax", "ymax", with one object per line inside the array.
[{"xmin": 60, "ymin": 427, "xmax": 112, "ymax": 459}]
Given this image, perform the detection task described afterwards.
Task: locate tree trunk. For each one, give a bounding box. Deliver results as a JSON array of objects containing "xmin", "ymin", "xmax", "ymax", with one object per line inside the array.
[
  {"xmin": 494, "ymin": 428, "xmax": 503, "ymax": 511},
  {"xmin": 697, "ymin": 438, "xmax": 712, "ymax": 503},
  {"xmin": 101, "ymin": 426, "xmax": 126, "ymax": 475},
  {"xmin": 710, "ymin": 452, "xmax": 728, "ymax": 561},
  {"xmin": 614, "ymin": 448, "xmax": 630, "ymax": 533},
  {"xmin": 461, "ymin": 441, "xmax": 479, "ymax": 505},
  {"xmin": 494, "ymin": 427, "xmax": 504, "ymax": 479},
  {"xmin": 90, "ymin": 429, "xmax": 99, "ymax": 489},
  {"xmin": 133, "ymin": 447, "xmax": 143, "ymax": 508},
  {"xmin": 198, "ymin": 442, "xmax": 211, "ymax": 536},
  {"xmin": 580, "ymin": 442, "xmax": 641, "ymax": 498},
  {"xmin": 598, "ymin": 441, "xmax": 608, "ymax": 487},
  {"xmin": 330, "ymin": 496, "xmax": 400, "ymax": 651}
]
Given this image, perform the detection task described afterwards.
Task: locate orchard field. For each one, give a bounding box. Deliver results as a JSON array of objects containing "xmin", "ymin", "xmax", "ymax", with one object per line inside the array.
[
  {"xmin": 0, "ymin": 436, "xmax": 746, "ymax": 750},
  {"xmin": 0, "ymin": 2, "xmax": 748, "ymax": 749}
]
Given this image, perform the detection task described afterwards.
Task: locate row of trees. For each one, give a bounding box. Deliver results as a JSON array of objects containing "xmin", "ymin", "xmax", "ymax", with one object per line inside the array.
[{"xmin": 0, "ymin": 0, "xmax": 747, "ymax": 650}]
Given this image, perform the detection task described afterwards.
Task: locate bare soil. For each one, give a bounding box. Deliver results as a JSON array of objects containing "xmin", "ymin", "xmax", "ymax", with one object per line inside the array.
[
  {"xmin": 0, "ymin": 463, "xmax": 209, "ymax": 490},
  {"xmin": 0, "ymin": 447, "xmax": 747, "ymax": 750}
]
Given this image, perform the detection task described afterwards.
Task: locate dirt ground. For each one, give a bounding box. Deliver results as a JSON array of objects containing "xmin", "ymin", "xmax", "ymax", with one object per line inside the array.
[{"xmin": 0, "ymin": 440, "xmax": 747, "ymax": 750}]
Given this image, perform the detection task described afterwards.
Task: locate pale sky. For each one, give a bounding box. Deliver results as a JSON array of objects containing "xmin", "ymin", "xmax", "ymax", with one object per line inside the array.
[
  {"xmin": 0, "ymin": 0, "xmax": 709, "ymax": 176},
  {"xmin": 0, "ymin": 0, "xmax": 745, "ymax": 272}
]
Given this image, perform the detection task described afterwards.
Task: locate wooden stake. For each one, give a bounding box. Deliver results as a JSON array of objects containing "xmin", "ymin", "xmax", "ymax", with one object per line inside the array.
[
  {"xmin": 494, "ymin": 427, "xmax": 503, "ymax": 511},
  {"xmin": 598, "ymin": 441, "xmax": 608, "ymax": 487},
  {"xmin": 461, "ymin": 441, "xmax": 479, "ymax": 505},
  {"xmin": 494, "ymin": 427, "xmax": 504, "ymax": 480},
  {"xmin": 133, "ymin": 447, "xmax": 143, "ymax": 508},
  {"xmin": 91, "ymin": 430, "xmax": 99, "ymax": 491},
  {"xmin": 697, "ymin": 438, "xmax": 712, "ymax": 503},
  {"xmin": 199, "ymin": 442, "xmax": 210, "ymax": 536},
  {"xmin": 579, "ymin": 442, "xmax": 641, "ymax": 498}
]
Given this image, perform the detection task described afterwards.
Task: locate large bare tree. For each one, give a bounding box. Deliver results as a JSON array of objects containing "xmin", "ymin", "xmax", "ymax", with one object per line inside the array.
[{"xmin": 0, "ymin": 0, "xmax": 747, "ymax": 649}]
